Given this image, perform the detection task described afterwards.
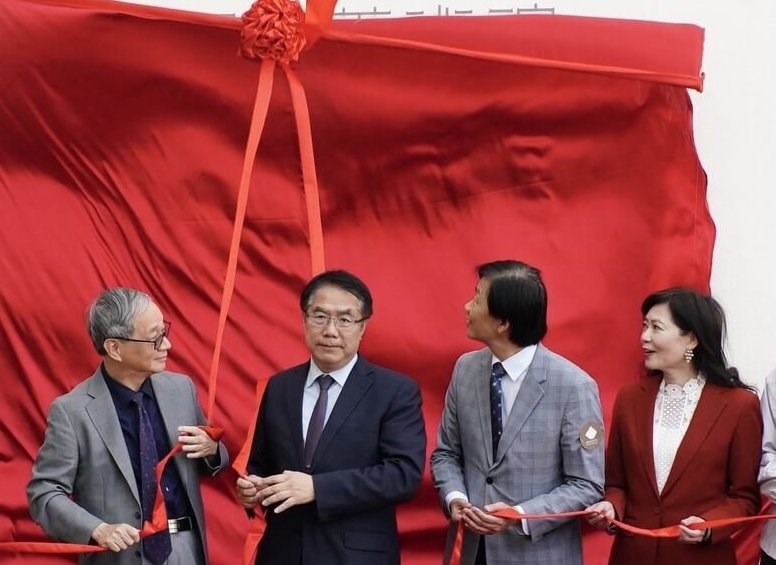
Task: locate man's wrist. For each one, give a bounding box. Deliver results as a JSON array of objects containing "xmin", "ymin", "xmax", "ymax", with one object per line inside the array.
[{"xmin": 445, "ymin": 491, "xmax": 468, "ymax": 513}]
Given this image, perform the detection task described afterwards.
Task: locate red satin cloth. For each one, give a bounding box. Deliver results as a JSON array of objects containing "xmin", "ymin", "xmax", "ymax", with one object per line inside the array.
[{"xmin": 0, "ymin": 1, "xmax": 725, "ymax": 564}]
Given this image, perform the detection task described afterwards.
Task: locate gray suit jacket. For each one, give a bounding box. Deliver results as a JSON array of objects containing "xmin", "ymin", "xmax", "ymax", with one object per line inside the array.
[
  {"xmin": 430, "ymin": 345, "xmax": 604, "ymax": 565},
  {"xmin": 27, "ymin": 368, "xmax": 228, "ymax": 565}
]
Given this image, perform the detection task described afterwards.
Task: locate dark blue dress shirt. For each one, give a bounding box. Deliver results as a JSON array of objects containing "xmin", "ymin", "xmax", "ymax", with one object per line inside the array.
[{"xmin": 102, "ymin": 365, "xmax": 191, "ymax": 520}]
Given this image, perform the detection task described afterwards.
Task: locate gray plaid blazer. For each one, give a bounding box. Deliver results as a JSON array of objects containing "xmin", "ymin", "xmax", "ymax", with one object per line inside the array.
[{"xmin": 431, "ymin": 345, "xmax": 604, "ymax": 565}]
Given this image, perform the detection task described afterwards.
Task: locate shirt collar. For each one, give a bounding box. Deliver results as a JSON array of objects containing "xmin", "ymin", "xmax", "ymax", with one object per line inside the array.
[
  {"xmin": 492, "ymin": 344, "xmax": 538, "ymax": 382},
  {"xmin": 306, "ymin": 354, "xmax": 359, "ymax": 389},
  {"xmin": 659, "ymin": 373, "xmax": 706, "ymax": 395},
  {"xmin": 101, "ymin": 364, "xmax": 155, "ymax": 404}
]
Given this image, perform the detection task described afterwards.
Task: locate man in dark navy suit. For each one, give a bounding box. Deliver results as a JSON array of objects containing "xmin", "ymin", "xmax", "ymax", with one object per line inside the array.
[{"xmin": 236, "ymin": 270, "xmax": 426, "ymax": 565}]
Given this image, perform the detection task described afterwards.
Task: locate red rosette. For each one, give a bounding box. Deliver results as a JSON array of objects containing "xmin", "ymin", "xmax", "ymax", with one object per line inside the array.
[{"xmin": 240, "ymin": 0, "xmax": 306, "ymax": 64}]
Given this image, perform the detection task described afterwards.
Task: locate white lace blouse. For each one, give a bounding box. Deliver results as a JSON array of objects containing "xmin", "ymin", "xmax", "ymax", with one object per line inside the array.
[{"xmin": 652, "ymin": 375, "xmax": 706, "ymax": 494}]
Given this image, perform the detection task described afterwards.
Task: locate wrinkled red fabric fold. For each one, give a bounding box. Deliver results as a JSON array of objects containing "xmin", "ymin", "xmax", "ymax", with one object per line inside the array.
[{"xmin": 0, "ymin": 1, "xmax": 715, "ymax": 564}]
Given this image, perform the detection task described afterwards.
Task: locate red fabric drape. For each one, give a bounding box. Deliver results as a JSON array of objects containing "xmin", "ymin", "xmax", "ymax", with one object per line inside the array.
[{"xmin": 0, "ymin": 1, "xmax": 725, "ymax": 563}]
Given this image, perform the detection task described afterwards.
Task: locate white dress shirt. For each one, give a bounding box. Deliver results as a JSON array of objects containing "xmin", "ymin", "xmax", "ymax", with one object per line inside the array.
[
  {"xmin": 494, "ymin": 345, "xmax": 537, "ymax": 422},
  {"xmin": 302, "ymin": 355, "xmax": 358, "ymax": 443}
]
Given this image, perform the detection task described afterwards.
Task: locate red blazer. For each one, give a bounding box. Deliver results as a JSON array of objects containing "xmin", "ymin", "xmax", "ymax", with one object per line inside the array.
[{"xmin": 604, "ymin": 377, "xmax": 762, "ymax": 565}]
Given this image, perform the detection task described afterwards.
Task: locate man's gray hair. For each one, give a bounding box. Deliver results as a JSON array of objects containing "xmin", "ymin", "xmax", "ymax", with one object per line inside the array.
[{"xmin": 88, "ymin": 288, "xmax": 152, "ymax": 355}]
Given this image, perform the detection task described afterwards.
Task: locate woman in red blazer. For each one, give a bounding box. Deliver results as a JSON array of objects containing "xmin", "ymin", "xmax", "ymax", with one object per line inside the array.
[{"xmin": 587, "ymin": 288, "xmax": 762, "ymax": 565}]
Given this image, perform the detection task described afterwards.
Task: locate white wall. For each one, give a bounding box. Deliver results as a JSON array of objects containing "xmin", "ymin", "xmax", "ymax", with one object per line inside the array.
[
  {"xmin": 552, "ymin": 3, "xmax": 776, "ymax": 391},
  {"xmin": 121, "ymin": 0, "xmax": 776, "ymax": 389}
]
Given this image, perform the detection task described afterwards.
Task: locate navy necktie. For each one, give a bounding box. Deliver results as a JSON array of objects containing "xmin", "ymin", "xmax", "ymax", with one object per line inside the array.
[
  {"xmin": 490, "ymin": 362, "xmax": 506, "ymax": 458},
  {"xmin": 305, "ymin": 375, "xmax": 334, "ymax": 468},
  {"xmin": 131, "ymin": 393, "xmax": 172, "ymax": 565}
]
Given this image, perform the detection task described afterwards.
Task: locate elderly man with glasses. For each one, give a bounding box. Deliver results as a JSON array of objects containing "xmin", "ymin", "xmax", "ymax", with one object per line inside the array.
[
  {"xmin": 27, "ymin": 287, "xmax": 228, "ymax": 565},
  {"xmin": 236, "ymin": 269, "xmax": 426, "ymax": 565}
]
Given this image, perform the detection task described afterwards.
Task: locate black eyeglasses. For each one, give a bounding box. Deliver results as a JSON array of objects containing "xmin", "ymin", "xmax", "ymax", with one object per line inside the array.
[
  {"xmin": 108, "ymin": 321, "xmax": 171, "ymax": 350},
  {"xmin": 305, "ymin": 313, "xmax": 367, "ymax": 330}
]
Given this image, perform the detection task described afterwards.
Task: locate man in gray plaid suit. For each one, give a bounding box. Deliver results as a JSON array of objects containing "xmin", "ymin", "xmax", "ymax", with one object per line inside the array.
[{"xmin": 431, "ymin": 260, "xmax": 604, "ymax": 565}]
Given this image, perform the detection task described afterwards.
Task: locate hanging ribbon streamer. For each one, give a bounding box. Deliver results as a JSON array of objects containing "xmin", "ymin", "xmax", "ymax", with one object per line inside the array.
[
  {"xmin": 231, "ymin": 379, "xmax": 269, "ymax": 565},
  {"xmin": 284, "ymin": 65, "xmax": 325, "ymax": 275},
  {"xmin": 205, "ymin": 0, "xmax": 325, "ymax": 422},
  {"xmin": 224, "ymin": 1, "xmax": 330, "ymax": 562},
  {"xmin": 0, "ymin": 426, "xmax": 223, "ymax": 555},
  {"xmin": 302, "ymin": 0, "xmax": 335, "ymax": 48},
  {"xmin": 205, "ymin": 57, "xmax": 276, "ymax": 421}
]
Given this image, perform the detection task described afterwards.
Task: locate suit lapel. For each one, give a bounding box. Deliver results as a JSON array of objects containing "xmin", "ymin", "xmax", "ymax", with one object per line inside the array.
[
  {"xmin": 84, "ymin": 369, "xmax": 140, "ymax": 504},
  {"xmin": 310, "ymin": 357, "xmax": 374, "ymax": 469},
  {"xmin": 473, "ymin": 350, "xmax": 495, "ymax": 464},
  {"xmin": 495, "ymin": 345, "xmax": 546, "ymax": 463},
  {"xmin": 660, "ymin": 383, "xmax": 727, "ymax": 498},
  {"xmin": 636, "ymin": 378, "xmax": 660, "ymax": 499},
  {"xmin": 286, "ymin": 364, "xmax": 308, "ymax": 467}
]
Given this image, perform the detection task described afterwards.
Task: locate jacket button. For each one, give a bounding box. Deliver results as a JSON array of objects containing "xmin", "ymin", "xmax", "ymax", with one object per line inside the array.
[
  {"xmin": 135, "ymin": 511, "xmax": 141, "ymax": 519},
  {"xmin": 486, "ymin": 477, "xmax": 494, "ymax": 485},
  {"xmin": 653, "ymin": 507, "xmax": 661, "ymax": 514},
  {"xmin": 135, "ymin": 550, "xmax": 141, "ymax": 557}
]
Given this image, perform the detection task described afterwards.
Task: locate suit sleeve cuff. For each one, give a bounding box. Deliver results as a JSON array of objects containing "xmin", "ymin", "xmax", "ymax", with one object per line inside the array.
[
  {"xmin": 445, "ymin": 491, "xmax": 468, "ymax": 513},
  {"xmin": 204, "ymin": 451, "xmax": 221, "ymax": 470}
]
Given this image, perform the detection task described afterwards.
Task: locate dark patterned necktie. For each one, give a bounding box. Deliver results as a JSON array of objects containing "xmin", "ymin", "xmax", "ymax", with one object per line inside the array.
[
  {"xmin": 490, "ymin": 362, "xmax": 506, "ymax": 458},
  {"xmin": 304, "ymin": 375, "xmax": 334, "ymax": 468},
  {"xmin": 131, "ymin": 393, "xmax": 172, "ymax": 565}
]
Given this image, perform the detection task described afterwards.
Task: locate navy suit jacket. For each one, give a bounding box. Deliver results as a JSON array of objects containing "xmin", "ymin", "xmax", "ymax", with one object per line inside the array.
[{"xmin": 247, "ymin": 356, "xmax": 426, "ymax": 565}]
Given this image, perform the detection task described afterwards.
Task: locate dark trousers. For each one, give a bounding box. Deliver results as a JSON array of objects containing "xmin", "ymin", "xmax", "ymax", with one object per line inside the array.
[
  {"xmin": 762, "ymin": 550, "xmax": 776, "ymax": 565},
  {"xmin": 475, "ymin": 536, "xmax": 486, "ymax": 565}
]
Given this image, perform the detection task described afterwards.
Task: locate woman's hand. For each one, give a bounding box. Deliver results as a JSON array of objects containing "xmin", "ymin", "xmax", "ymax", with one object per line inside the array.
[
  {"xmin": 586, "ymin": 501, "xmax": 616, "ymax": 529},
  {"xmin": 678, "ymin": 516, "xmax": 709, "ymax": 544}
]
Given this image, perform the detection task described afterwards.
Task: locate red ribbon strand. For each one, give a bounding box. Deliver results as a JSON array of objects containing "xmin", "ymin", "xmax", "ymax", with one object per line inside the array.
[
  {"xmin": 449, "ymin": 506, "xmax": 776, "ymax": 565},
  {"xmin": 0, "ymin": 426, "xmax": 223, "ymax": 555}
]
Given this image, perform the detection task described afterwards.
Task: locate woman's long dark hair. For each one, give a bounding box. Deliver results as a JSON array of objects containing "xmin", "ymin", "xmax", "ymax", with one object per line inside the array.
[{"xmin": 641, "ymin": 288, "xmax": 755, "ymax": 391}]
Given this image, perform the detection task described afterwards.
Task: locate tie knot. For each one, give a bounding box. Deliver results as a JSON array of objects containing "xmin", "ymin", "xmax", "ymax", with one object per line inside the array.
[
  {"xmin": 130, "ymin": 391, "xmax": 144, "ymax": 406},
  {"xmin": 317, "ymin": 374, "xmax": 334, "ymax": 391},
  {"xmin": 491, "ymin": 362, "xmax": 506, "ymax": 380}
]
